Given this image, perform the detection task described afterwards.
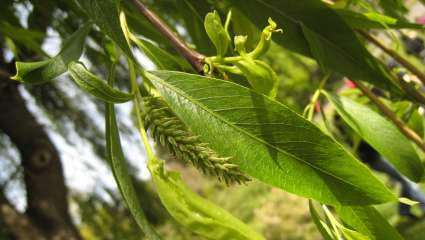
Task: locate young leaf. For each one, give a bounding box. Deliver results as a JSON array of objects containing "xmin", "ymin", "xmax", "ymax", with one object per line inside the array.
[
  {"xmin": 204, "ymin": 11, "xmax": 231, "ymax": 57},
  {"xmin": 336, "ymin": 206, "xmax": 403, "ymax": 240},
  {"xmin": 105, "ymin": 90, "xmax": 160, "ymax": 239},
  {"xmin": 150, "ymin": 160, "xmax": 264, "ymax": 240},
  {"xmin": 336, "ymin": 10, "xmax": 425, "ymax": 29},
  {"xmin": 234, "ymin": 58, "xmax": 279, "ymax": 98},
  {"xmin": 130, "ymin": 36, "xmax": 189, "ymax": 70},
  {"xmin": 68, "ymin": 62, "xmax": 133, "ymax": 103},
  {"xmin": 309, "ymin": 201, "xmax": 334, "ymax": 240},
  {"xmin": 12, "ymin": 22, "xmax": 91, "ymax": 84},
  {"xmin": 323, "ymin": 91, "xmax": 423, "ymax": 182},
  {"xmin": 228, "ymin": 0, "xmax": 403, "ymax": 97},
  {"xmin": 145, "ymin": 71, "xmax": 396, "ymax": 206},
  {"xmin": 77, "ymin": 0, "xmax": 134, "ymax": 60}
]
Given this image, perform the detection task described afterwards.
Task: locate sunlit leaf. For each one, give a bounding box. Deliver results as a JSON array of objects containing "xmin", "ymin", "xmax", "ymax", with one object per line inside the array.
[
  {"xmin": 204, "ymin": 11, "xmax": 231, "ymax": 57},
  {"xmin": 150, "ymin": 160, "xmax": 265, "ymax": 240},
  {"xmin": 145, "ymin": 71, "xmax": 396, "ymax": 206},
  {"xmin": 336, "ymin": 10, "xmax": 425, "ymax": 29},
  {"xmin": 336, "ymin": 206, "xmax": 404, "ymax": 240},
  {"xmin": 12, "ymin": 23, "xmax": 91, "ymax": 84},
  {"xmin": 323, "ymin": 91, "xmax": 423, "ymax": 182}
]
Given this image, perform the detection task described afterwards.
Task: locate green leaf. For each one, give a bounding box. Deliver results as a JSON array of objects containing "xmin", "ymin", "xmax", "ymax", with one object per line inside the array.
[
  {"xmin": 68, "ymin": 62, "xmax": 133, "ymax": 103},
  {"xmin": 309, "ymin": 201, "xmax": 335, "ymax": 240},
  {"xmin": 341, "ymin": 227, "xmax": 370, "ymax": 240},
  {"xmin": 323, "ymin": 91, "xmax": 423, "ymax": 182},
  {"xmin": 300, "ymin": 23, "xmax": 330, "ymax": 73},
  {"xmin": 234, "ymin": 58, "xmax": 279, "ymax": 98},
  {"xmin": 150, "ymin": 160, "xmax": 264, "ymax": 240},
  {"xmin": 12, "ymin": 23, "xmax": 91, "ymax": 84},
  {"xmin": 176, "ymin": 0, "xmax": 214, "ymax": 55},
  {"xmin": 336, "ymin": 10, "xmax": 425, "ymax": 29},
  {"xmin": 77, "ymin": 0, "xmax": 134, "ymax": 60},
  {"xmin": 145, "ymin": 71, "xmax": 396, "ymax": 206},
  {"xmin": 204, "ymin": 11, "xmax": 231, "ymax": 57},
  {"xmin": 228, "ymin": 0, "xmax": 402, "ymax": 96},
  {"xmin": 130, "ymin": 36, "xmax": 189, "ymax": 70},
  {"xmin": 336, "ymin": 206, "xmax": 404, "ymax": 240},
  {"xmin": 105, "ymin": 95, "xmax": 161, "ymax": 239},
  {"xmin": 0, "ymin": 21, "xmax": 46, "ymax": 55}
]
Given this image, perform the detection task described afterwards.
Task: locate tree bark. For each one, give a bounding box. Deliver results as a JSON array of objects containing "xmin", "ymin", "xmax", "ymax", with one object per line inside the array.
[{"xmin": 0, "ymin": 72, "xmax": 81, "ymax": 240}]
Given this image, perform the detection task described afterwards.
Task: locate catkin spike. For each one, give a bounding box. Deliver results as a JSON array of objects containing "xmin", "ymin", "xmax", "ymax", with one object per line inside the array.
[{"xmin": 142, "ymin": 96, "xmax": 250, "ymax": 184}]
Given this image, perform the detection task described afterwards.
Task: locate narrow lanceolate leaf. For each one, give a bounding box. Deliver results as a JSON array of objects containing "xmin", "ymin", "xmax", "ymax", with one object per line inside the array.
[
  {"xmin": 300, "ymin": 23, "xmax": 330, "ymax": 73},
  {"xmin": 336, "ymin": 10, "xmax": 425, "ymax": 29},
  {"xmin": 12, "ymin": 22, "xmax": 91, "ymax": 84},
  {"xmin": 323, "ymin": 91, "xmax": 423, "ymax": 182},
  {"xmin": 105, "ymin": 96, "xmax": 160, "ymax": 239},
  {"xmin": 228, "ymin": 0, "xmax": 402, "ymax": 96},
  {"xmin": 77, "ymin": 0, "xmax": 134, "ymax": 60},
  {"xmin": 336, "ymin": 206, "xmax": 403, "ymax": 240},
  {"xmin": 145, "ymin": 71, "xmax": 396, "ymax": 206},
  {"xmin": 150, "ymin": 160, "xmax": 264, "ymax": 240},
  {"xmin": 68, "ymin": 62, "xmax": 133, "ymax": 103}
]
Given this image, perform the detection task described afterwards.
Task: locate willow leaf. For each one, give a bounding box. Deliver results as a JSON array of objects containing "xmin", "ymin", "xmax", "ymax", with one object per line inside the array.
[
  {"xmin": 105, "ymin": 95, "xmax": 160, "ymax": 239},
  {"xmin": 323, "ymin": 91, "xmax": 423, "ymax": 182},
  {"xmin": 336, "ymin": 206, "xmax": 403, "ymax": 240},
  {"xmin": 77, "ymin": 0, "xmax": 134, "ymax": 60},
  {"xmin": 309, "ymin": 201, "xmax": 334, "ymax": 240},
  {"xmin": 336, "ymin": 10, "xmax": 425, "ymax": 29},
  {"xmin": 150, "ymin": 160, "xmax": 264, "ymax": 240},
  {"xmin": 12, "ymin": 22, "xmax": 91, "ymax": 84},
  {"xmin": 145, "ymin": 71, "xmax": 396, "ymax": 206},
  {"xmin": 68, "ymin": 62, "xmax": 133, "ymax": 103},
  {"xmin": 228, "ymin": 0, "xmax": 402, "ymax": 96}
]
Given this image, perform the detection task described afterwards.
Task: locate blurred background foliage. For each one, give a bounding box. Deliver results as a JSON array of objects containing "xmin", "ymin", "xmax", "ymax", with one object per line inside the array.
[{"xmin": 0, "ymin": 0, "xmax": 425, "ymax": 239}]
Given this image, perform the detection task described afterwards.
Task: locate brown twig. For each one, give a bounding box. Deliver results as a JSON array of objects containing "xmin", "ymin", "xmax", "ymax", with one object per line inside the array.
[
  {"xmin": 131, "ymin": 0, "xmax": 205, "ymax": 73},
  {"xmin": 355, "ymin": 81, "xmax": 425, "ymax": 153},
  {"xmin": 358, "ymin": 30, "xmax": 425, "ymax": 86}
]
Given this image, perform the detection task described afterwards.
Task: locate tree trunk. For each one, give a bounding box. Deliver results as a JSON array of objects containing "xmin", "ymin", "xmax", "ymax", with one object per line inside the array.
[{"xmin": 0, "ymin": 72, "xmax": 81, "ymax": 240}]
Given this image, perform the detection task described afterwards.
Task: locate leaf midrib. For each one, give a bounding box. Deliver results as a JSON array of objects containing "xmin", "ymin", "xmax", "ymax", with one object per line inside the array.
[{"xmin": 152, "ymin": 72, "xmax": 375, "ymax": 194}]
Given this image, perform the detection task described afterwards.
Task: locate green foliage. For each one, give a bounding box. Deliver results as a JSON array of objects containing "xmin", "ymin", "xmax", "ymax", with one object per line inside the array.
[
  {"xmin": 142, "ymin": 96, "xmax": 249, "ymax": 184},
  {"xmin": 105, "ymin": 81, "xmax": 160, "ymax": 239},
  {"xmin": 204, "ymin": 11, "xmax": 231, "ymax": 57},
  {"xmin": 336, "ymin": 206, "xmax": 403, "ymax": 240},
  {"xmin": 77, "ymin": 0, "xmax": 134, "ymax": 60},
  {"xmin": 324, "ymin": 91, "xmax": 423, "ymax": 182},
  {"xmin": 145, "ymin": 70, "xmax": 396, "ymax": 206},
  {"xmin": 229, "ymin": 0, "xmax": 403, "ymax": 96},
  {"xmin": 149, "ymin": 159, "xmax": 265, "ymax": 240},
  {"xmin": 12, "ymin": 22, "xmax": 91, "ymax": 84},
  {"xmin": 336, "ymin": 10, "xmax": 425, "ymax": 29},
  {"xmin": 68, "ymin": 62, "xmax": 133, "ymax": 103}
]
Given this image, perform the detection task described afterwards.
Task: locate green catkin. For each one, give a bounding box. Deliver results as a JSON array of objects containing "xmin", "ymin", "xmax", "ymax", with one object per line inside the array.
[{"xmin": 142, "ymin": 96, "xmax": 250, "ymax": 184}]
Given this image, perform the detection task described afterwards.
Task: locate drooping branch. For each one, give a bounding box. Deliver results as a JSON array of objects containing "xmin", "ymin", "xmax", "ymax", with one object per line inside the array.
[
  {"xmin": 130, "ymin": 0, "xmax": 205, "ymax": 73},
  {"xmin": 358, "ymin": 30, "xmax": 425, "ymax": 86},
  {"xmin": 355, "ymin": 81, "xmax": 425, "ymax": 152}
]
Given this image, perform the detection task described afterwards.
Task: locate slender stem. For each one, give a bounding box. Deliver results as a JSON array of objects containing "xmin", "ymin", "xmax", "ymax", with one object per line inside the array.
[
  {"xmin": 128, "ymin": 59, "xmax": 156, "ymax": 163},
  {"xmin": 358, "ymin": 30, "xmax": 425, "ymax": 86},
  {"xmin": 355, "ymin": 81, "xmax": 425, "ymax": 152},
  {"xmin": 131, "ymin": 0, "xmax": 205, "ymax": 73}
]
